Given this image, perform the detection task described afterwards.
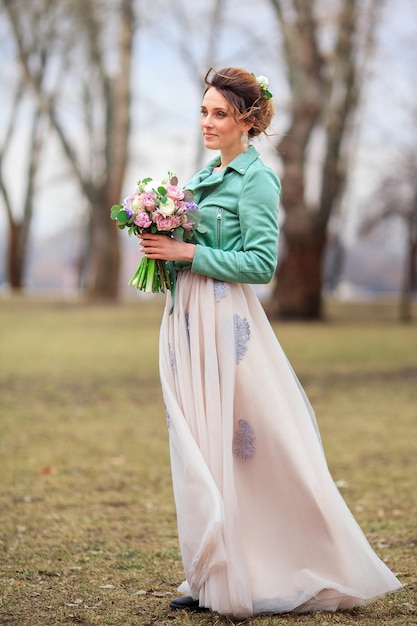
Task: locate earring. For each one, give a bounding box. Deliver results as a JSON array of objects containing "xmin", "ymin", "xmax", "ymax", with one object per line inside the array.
[{"xmin": 242, "ymin": 131, "xmax": 249, "ymax": 150}]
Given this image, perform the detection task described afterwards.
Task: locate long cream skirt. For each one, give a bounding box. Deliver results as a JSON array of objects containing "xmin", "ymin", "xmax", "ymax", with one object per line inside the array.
[{"xmin": 159, "ymin": 271, "xmax": 402, "ymax": 617}]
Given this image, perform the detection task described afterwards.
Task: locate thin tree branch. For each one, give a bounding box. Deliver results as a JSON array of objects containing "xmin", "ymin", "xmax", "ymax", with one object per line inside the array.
[
  {"xmin": 105, "ymin": 0, "xmax": 134, "ymax": 199},
  {"xmin": 0, "ymin": 79, "xmax": 25, "ymax": 224},
  {"xmin": 19, "ymin": 104, "xmax": 45, "ymax": 259},
  {"xmin": 0, "ymin": 80, "xmax": 25, "ymax": 157},
  {"xmin": 0, "ymin": 165, "xmax": 14, "ymax": 226},
  {"xmin": 316, "ymin": 0, "xmax": 357, "ymax": 229}
]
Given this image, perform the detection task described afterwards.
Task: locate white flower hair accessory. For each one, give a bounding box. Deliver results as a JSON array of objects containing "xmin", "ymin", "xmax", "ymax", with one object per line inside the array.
[{"xmin": 255, "ymin": 74, "xmax": 273, "ymax": 100}]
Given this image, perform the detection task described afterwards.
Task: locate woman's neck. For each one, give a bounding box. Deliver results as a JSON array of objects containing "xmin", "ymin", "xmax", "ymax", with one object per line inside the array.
[{"xmin": 216, "ymin": 145, "xmax": 246, "ymax": 171}]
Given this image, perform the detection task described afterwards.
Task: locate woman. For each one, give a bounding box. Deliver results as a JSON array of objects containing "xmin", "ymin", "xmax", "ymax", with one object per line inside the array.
[{"xmin": 139, "ymin": 67, "xmax": 402, "ymax": 617}]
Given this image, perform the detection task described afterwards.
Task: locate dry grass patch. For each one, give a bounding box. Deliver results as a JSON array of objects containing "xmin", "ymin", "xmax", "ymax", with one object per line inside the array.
[{"xmin": 0, "ymin": 296, "xmax": 416, "ymax": 625}]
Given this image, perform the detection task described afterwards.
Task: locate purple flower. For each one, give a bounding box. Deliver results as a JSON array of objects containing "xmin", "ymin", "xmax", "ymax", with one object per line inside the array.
[
  {"xmin": 122, "ymin": 194, "xmax": 134, "ymax": 211},
  {"xmin": 185, "ymin": 201, "xmax": 198, "ymax": 211}
]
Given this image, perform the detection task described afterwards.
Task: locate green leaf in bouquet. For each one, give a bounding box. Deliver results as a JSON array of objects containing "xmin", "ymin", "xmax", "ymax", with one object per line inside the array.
[
  {"xmin": 183, "ymin": 190, "xmax": 194, "ymax": 202},
  {"xmin": 185, "ymin": 209, "xmax": 201, "ymax": 224},
  {"xmin": 110, "ymin": 205, "xmax": 122, "ymax": 220},
  {"xmin": 172, "ymin": 227, "xmax": 184, "ymax": 241},
  {"xmin": 157, "ymin": 186, "xmax": 167, "ymax": 195},
  {"xmin": 137, "ymin": 177, "xmax": 152, "ymax": 192},
  {"xmin": 117, "ymin": 210, "xmax": 129, "ymax": 223},
  {"xmin": 128, "ymin": 224, "xmax": 136, "ymax": 236},
  {"xmin": 196, "ymin": 223, "xmax": 208, "ymax": 233},
  {"xmin": 160, "ymin": 196, "xmax": 167, "ymax": 204}
]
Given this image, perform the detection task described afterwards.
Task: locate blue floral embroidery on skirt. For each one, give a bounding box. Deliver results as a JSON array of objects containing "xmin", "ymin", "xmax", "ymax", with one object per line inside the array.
[
  {"xmin": 233, "ymin": 419, "xmax": 256, "ymax": 461},
  {"xmin": 185, "ymin": 312, "xmax": 190, "ymax": 339},
  {"xmin": 213, "ymin": 280, "xmax": 229, "ymax": 302},
  {"xmin": 234, "ymin": 314, "xmax": 250, "ymax": 363},
  {"xmin": 168, "ymin": 342, "xmax": 176, "ymax": 375}
]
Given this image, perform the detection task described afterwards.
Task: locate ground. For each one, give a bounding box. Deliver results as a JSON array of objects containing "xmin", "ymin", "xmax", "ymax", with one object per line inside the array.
[{"xmin": 0, "ymin": 296, "xmax": 416, "ymax": 625}]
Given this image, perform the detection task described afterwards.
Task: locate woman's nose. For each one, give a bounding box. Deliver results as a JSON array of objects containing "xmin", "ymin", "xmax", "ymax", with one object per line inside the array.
[{"xmin": 202, "ymin": 115, "xmax": 213, "ymax": 127}]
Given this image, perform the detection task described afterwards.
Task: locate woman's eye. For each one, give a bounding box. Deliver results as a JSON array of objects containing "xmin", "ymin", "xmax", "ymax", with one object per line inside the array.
[{"xmin": 216, "ymin": 111, "xmax": 226, "ymax": 118}]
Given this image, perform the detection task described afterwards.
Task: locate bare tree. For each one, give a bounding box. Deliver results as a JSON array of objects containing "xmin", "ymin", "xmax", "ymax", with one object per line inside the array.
[
  {"xmin": 3, "ymin": 0, "xmax": 135, "ymax": 300},
  {"xmin": 0, "ymin": 1, "xmax": 52, "ymax": 291},
  {"xmin": 359, "ymin": 152, "xmax": 417, "ymax": 321},
  {"xmin": 268, "ymin": 0, "xmax": 382, "ymax": 319},
  {"xmin": 0, "ymin": 81, "xmax": 46, "ymax": 290}
]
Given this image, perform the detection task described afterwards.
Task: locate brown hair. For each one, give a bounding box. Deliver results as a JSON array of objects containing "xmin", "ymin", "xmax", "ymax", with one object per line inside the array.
[{"xmin": 203, "ymin": 67, "xmax": 274, "ymax": 137}]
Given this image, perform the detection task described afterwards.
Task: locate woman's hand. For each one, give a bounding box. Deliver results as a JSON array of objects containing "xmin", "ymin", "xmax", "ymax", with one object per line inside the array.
[{"xmin": 139, "ymin": 233, "xmax": 196, "ymax": 263}]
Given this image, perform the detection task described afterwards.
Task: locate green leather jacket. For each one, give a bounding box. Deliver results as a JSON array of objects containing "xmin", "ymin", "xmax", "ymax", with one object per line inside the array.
[{"xmin": 172, "ymin": 145, "xmax": 281, "ymax": 284}]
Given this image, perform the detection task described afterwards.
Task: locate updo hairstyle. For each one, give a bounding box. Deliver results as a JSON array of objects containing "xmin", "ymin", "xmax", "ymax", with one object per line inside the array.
[{"xmin": 204, "ymin": 67, "xmax": 274, "ymax": 138}]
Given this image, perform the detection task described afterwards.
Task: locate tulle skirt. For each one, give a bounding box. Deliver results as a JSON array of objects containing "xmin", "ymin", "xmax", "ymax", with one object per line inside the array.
[{"xmin": 159, "ymin": 271, "xmax": 402, "ymax": 617}]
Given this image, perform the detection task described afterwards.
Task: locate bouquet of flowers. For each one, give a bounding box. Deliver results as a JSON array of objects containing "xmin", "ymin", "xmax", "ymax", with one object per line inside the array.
[{"xmin": 110, "ymin": 174, "xmax": 205, "ymax": 293}]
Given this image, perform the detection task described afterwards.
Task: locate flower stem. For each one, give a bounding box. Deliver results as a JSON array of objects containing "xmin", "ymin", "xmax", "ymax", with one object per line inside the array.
[{"xmin": 128, "ymin": 258, "xmax": 171, "ymax": 293}]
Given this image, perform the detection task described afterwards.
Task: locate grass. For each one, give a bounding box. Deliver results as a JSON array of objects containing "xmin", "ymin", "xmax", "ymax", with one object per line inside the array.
[{"xmin": 0, "ymin": 295, "xmax": 416, "ymax": 626}]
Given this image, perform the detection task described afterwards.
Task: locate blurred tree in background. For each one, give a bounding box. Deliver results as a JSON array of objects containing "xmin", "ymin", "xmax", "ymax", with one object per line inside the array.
[
  {"xmin": 2, "ymin": 0, "xmax": 134, "ymax": 300},
  {"xmin": 268, "ymin": 0, "xmax": 381, "ymax": 319},
  {"xmin": 0, "ymin": 63, "xmax": 46, "ymax": 291},
  {"xmin": 359, "ymin": 149, "xmax": 417, "ymax": 322},
  {"xmin": 0, "ymin": 1, "xmax": 53, "ymax": 291}
]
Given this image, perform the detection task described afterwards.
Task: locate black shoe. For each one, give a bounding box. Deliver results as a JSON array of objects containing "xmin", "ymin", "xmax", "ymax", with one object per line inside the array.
[{"xmin": 169, "ymin": 596, "xmax": 208, "ymax": 612}]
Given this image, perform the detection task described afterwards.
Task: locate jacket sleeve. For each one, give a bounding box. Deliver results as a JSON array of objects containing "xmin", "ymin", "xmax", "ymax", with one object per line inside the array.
[{"xmin": 191, "ymin": 167, "xmax": 281, "ymax": 284}]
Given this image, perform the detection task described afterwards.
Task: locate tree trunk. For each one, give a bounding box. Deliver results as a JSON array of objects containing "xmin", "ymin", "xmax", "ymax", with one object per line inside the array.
[
  {"xmin": 84, "ymin": 0, "xmax": 133, "ymax": 300},
  {"xmin": 85, "ymin": 199, "xmax": 121, "ymax": 301},
  {"xmin": 267, "ymin": 0, "xmax": 377, "ymax": 320},
  {"xmin": 83, "ymin": 0, "xmax": 132, "ymax": 301},
  {"xmin": 399, "ymin": 234, "xmax": 417, "ymax": 322},
  {"xmin": 269, "ymin": 231, "xmax": 326, "ymax": 319},
  {"xmin": 7, "ymin": 221, "xmax": 24, "ymax": 290}
]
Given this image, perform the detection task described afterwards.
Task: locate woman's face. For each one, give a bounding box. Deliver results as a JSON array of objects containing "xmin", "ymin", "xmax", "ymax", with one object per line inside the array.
[{"xmin": 200, "ymin": 87, "xmax": 249, "ymax": 154}]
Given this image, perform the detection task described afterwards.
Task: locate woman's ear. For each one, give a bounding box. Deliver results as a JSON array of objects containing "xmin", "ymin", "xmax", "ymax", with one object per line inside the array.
[{"xmin": 243, "ymin": 116, "xmax": 255, "ymax": 133}]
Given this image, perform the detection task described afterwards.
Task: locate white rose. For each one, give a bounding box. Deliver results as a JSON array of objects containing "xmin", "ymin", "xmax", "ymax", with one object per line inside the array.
[
  {"xmin": 256, "ymin": 75, "xmax": 269, "ymax": 89},
  {"xmin": 144, "ymin": 180, "xmax": 163, "ymax": 193},
  {"xmin": 158, "ymin": 197, "xmax": 176, "ymax": 216},
  {"xmin": 132, "ymin": 197, "xmax": 144, "ymax": 211}
]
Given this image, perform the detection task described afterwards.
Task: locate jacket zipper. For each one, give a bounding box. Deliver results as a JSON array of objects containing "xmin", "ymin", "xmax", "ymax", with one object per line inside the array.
[{"xmin": 217, "ymin": 208, "xmax": 222, "ymax": 248}]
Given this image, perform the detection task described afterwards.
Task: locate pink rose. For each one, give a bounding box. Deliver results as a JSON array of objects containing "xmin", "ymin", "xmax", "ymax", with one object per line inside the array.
[
  {"xmin": 134, "ymin": 211, "xmax": 152, "ymax": 228},
  {"xmin": 171, "ymin": 215, "xmax": 181, "ymax": 229},
  {"xmin": 140, "ymin": 192, "xmax": 157, "ymax": 208},
  {"xmin": 175, "ymin": 204, "xmax": 186, "ymax": 215},
  {"xmin": 181, "ymin": 217, "xmax": 194, "ymax": 231},
  {"xmin": 154, "ymin": 213, "xmax": 181, "ymax": 231},
  {"xmin": 166, "ymin": 184, "xmax": 184, "ymax": 201}
]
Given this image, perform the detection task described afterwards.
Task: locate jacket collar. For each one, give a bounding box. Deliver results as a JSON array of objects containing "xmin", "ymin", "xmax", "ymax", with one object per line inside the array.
[{"xmin": 190, "ymin": 145, "xmax": 260, "ymax": 189}]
